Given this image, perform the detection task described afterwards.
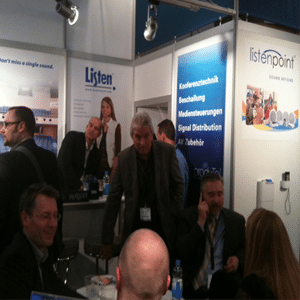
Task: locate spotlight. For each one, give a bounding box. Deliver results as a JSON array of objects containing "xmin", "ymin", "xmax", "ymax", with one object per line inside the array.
[
  {"xmin": 144, "ymin": 4, "xmax": 158, "ymax": 41},
  {"xmin": 56, "ymin": 0, "xmax": 79, "ymax": 25}
]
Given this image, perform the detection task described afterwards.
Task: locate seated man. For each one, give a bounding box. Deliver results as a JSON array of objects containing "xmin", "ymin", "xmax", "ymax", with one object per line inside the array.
[
  {"xmin": 58, "ymin": 117, "xmax": 102, "ymax": 191},
  {"xmin": 176, "ymin": 172, "xmax": 246, "ymax": 299},
  {"xmin": 0, "ymin": 183, "xmax": 84, "ymax": 299},
  {"xmin": 116, "ymin": 229, "xmax": 170, "ymax": 300}
]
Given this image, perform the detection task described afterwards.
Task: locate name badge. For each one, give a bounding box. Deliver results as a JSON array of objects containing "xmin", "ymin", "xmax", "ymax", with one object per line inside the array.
[
  {"xmin": 140, "ymin": 207, "xmax": 151, "ymax": 222},
  {"xmin": 207, "ymin": 274, "xmax": 213, "ymax": 289}
]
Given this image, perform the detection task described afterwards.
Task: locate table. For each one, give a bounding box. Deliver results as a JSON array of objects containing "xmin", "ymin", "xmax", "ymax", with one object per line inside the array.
[
  {"xmin": 77, "ymin": 285, "xmax": 173, "ymax": 300},
  {"xmin": 63, "ymin": 196, "xmax": 124, "ymax": 239}
]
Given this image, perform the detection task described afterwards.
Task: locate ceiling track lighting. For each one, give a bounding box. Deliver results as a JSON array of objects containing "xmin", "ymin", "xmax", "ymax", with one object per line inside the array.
[
  {"xmin": 56, "ymin": 0, "xmax": 79, "ymax": 25},
  {"xmin": 144, "ymin": 4, "xmax": 159, "ymax": 41}
]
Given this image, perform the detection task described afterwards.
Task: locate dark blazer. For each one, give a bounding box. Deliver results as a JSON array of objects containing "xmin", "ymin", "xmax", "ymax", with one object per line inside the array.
[
  {"xmin": 57, "ymin": 131, "xmax": 100, "ymax": 191},
  {"xmin": 0, "ymin": 138, "xmax": 61, "ymax": 255},
  {"xmin": 101, "ymin": 140, "xmax": 184, "ymax": 252},
  {"xmin": 176, "ymin": 206, "xmax": 246, "ymax": 291},
  {"xmin": 0, "ymin": 231, "xmax": 83, "ymax": 299}
]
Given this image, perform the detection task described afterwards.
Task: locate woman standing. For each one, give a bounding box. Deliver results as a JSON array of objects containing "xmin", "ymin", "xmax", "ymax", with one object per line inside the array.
[{"xmin": 98, "ymin": 97, "xmax": 121, "ymax": 177}]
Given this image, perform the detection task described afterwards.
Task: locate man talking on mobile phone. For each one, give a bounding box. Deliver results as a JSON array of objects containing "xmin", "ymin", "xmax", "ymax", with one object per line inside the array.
[{"xmin": 176, "ymin": 172, "xmax": 246, "ymax": 299}]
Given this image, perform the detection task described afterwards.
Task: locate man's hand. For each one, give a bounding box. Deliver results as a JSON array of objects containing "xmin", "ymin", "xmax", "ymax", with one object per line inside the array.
[
  {"xmin": 223, "ymin": 256, "xmax": 239, "ymax": 273},
  {"xmin": 198, "ymin": 193, "xmax": 209, "ymax": 227},
  {"xmin": 99, "ymin": 244, "xmax": 113, "ymax": 260}
]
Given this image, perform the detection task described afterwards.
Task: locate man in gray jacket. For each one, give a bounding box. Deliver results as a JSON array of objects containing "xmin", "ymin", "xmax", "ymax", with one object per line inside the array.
[{"xmin": 100, "ymin": 112, "xmax": 184, "ymax": 267}]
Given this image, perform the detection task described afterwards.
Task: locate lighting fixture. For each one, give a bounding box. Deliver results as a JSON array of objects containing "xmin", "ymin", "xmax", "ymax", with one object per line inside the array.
[
  {"xmin": 144, "ymin": 4, "xmax": 158, "ymax": 41},
  {"xmin": 56, "ymin": 0, "xmax": 79, "ymax": 25}
]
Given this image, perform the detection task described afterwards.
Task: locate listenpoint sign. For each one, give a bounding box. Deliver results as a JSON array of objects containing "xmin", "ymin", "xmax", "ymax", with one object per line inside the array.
[{"xmin": 176, "ymin": 41, "xmax": 227, "ymax": 180}]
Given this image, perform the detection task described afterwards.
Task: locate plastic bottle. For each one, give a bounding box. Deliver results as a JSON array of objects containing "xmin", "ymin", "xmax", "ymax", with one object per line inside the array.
[
  {"xmin": 172, "ymin": 259, "xmax": 183, "ymax": 300},
  {"xmin": 103, "ymin": 171, "xmax": 110, "ymax": 195}
]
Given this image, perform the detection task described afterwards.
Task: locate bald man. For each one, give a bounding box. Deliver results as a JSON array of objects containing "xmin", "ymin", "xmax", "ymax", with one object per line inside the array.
[
  {"xmin": 58, "ymin": 117, "xmax": 102, "ymax": 191},
  {"xmin": 116, "ymin": 229, "xmax": 170, "ymax": 300}
]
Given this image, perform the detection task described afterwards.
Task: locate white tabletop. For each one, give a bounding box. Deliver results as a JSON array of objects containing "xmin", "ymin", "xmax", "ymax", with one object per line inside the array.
[{"xmin": 77, "ymin": 285, "xmax": 173, "ymax": 300}]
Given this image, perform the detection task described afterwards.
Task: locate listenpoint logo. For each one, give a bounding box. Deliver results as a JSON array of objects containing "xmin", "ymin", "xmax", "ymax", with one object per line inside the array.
[{"xmin": 250, "ymin": 47, "xmax": 295, "ymax": 69}]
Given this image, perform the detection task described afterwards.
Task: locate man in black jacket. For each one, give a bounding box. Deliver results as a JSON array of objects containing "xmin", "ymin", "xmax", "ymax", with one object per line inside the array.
[
  {"xmin": 176, "ymin": 172, "xmax": 246, "ymax": 299},
  {"xmin": 0, "ymin": 183, "xmax": 83, "ymax": 299},
  {"xmin": 58, "ymin": 117, "xmax": 102, "ymax": 191},
  {"xmin": 0, "ymin": 106, "xmax": 61, "ymax": 255}
]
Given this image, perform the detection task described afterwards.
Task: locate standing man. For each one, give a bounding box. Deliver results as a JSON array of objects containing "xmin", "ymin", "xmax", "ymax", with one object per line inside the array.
[
  {"xmin": 176, "ymin": 172, "xmax": 245, "ymax": 299},
  {"xmin": 0, "ymin": 106, "xmax": 61, "ymax": 255},
  {"xmin": 100, "ymin": 112, "xmax": 184, "ymax": 263},
  {"xmin": 0, "ymin": 183, "xmax": 83, "ymax": 299},
  {"xmin": 116, "ymin": 229, "xmax": 170, "ymax": 300},
  {"xmin": 157, "ymin": 119, "xmax": 189, "ymax": 208},
  {"xmin": 57, "ymin": 117, "xmax": 102, "ymax": 191}
]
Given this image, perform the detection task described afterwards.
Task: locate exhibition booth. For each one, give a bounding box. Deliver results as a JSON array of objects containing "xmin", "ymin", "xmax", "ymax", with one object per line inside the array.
[{"xmin": 0, "ymin": 1, "xmax": 299, "ymax": 281}]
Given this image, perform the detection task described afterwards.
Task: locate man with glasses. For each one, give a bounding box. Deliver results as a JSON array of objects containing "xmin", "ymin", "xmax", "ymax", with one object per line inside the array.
[
  {"xmin": 0, "ymin": 183, "xmax": 82, "ymax": 299},
  {"xmin": 0, "ymin": 106, "xmax": 61, "ymax": 255}
]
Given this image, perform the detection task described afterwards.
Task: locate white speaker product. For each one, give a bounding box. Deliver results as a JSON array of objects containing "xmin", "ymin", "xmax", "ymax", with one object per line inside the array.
[
  {"xmin": 288, "ymin": 112, "xmax": 296, "ymax": 128},
  {"xmin": 257, "ymin": 180, "xmax": 274, "ymax": 210},
  {"xmin": 269, "ymin": 110, "xmax": 278, "ymax": 127},
  {"xmin": 283, "ymin": 111, "xmax": 289, "ymax": 125},
  {"xmin": 277, "ymin": 110, "xmax": 283, "ymax": 125}
]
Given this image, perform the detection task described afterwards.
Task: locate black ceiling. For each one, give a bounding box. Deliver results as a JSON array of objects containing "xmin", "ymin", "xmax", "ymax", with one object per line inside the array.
[{"xmin": 135, "ymin": 0, "xmax": 300, "ymax": 56}]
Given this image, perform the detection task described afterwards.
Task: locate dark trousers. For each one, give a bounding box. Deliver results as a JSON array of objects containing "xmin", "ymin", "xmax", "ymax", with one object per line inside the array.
[
  {"xmin": 183, "ymin": 270, "xmax": 242, "ymax": 300},
  {"xmin": 184, "ymin": 283, "xmax": 209, "ymax": 299}
]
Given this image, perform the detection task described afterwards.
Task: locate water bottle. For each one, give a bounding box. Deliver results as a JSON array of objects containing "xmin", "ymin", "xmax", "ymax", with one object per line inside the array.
[
  {"xmin": 172, "ymin": 259, "xmax": 183, "ymax": 300},
  {"xmin": 103, "ymin": 171, "xmax": 110, "ymax": 195}
]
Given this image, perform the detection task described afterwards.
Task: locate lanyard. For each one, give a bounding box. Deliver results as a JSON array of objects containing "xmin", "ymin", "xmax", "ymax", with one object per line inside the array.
[{"xmin": 205, "ymin": 215, "xmax": 220, "ymax": 270}]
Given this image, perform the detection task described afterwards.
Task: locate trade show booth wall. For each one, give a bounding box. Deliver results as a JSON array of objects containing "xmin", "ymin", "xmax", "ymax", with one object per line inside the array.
[{"xmin": 0, "ymin": 1, "xmax": 299, "ymax": 260}]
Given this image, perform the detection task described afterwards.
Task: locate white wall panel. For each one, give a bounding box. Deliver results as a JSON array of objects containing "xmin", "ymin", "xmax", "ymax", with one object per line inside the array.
[
  {"xmin": 134, "ymin": 54, "xmax": 172, "ymax": 101},
  {"xmin": 0, "ymin": 0, "xmax": 64, "ymax": 48},
  {"xmin": 67, "ymin": 0, "xmax": 135, "ymax": 60},
  {"xmin": 234, "ymin": 21, "xmax": 300, "ymax": 258}
]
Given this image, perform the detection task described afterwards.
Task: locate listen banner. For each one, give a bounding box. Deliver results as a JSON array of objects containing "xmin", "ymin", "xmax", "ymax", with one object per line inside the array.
[
  {"xmin": 69, "ymin": 58, "xmax": 133, "ymax": 150},
  {"xmin": 176, "ymin": 41, "xmax": 227, "ymax": 179}
]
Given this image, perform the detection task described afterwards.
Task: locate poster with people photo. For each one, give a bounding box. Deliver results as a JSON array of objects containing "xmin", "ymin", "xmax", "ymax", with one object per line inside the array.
[
  {"xmin": 243, "ymin": 85, "xmax": 298, "ymax": 131},
  {"xmin": 68, "ymin": 57, "xmax": 133, "ymax": 176}
]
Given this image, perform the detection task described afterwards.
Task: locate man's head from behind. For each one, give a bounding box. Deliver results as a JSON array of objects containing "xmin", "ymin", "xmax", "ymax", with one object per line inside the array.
[
  {"xmin": 1, "ymin": 106, "xmax": 36, "ymax": 147},
  {"xmin": 157, "ymin": 119, "xmax": 175, "ymax": 145},
  {"xmin": 20, "ymin": 183, "xmax": 60, "ymax": 253},
  {"xmin": 116, "ymin": 229, "xmax": 170, "ymax": 300},
  {"xmin": 200, "ymin": 172, "xmax": 224, "ymax": 217}
]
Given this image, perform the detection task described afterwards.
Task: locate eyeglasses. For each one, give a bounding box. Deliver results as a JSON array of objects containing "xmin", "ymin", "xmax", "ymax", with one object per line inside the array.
[
  {"xmin": 2, "ymin": 121, "xmax": 21, "ymax": 128},
  {"xmin": 34, "ymin": 213, "xmax": 61, "ymax": 223}
]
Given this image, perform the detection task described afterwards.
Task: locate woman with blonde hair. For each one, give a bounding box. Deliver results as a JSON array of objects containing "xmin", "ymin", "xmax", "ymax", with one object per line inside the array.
[{"xmin": 243, "ymin": 208, "xmax": 300, "ymax": 299}]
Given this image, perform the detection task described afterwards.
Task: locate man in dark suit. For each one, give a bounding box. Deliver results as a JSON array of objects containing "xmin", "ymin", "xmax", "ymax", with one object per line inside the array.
[
  {"xmin": 0, "ymin": 183, "xmax": 83, "ymax": 299},
  {"xmin": 100, "ymin": 112, "xmax": 184, "ymax": 264},
  {"xmin": 0, "ymin": 106, "xmax": 61, "ymax": 255},
  {"xmin": 176, "ymin": 172, "xmax": 246, "ymax": 299},
  {"xmin": 58, "ymin": 117, "xmax": 102, "ymax": 191}
]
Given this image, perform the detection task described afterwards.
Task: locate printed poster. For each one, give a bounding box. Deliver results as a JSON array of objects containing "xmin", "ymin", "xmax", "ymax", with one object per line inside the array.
[
  {"xmin": 176, "ymin": 41, "xmax": 228, "ymax": 180},
  {"xmin": 0, "ymin": 47, "xmax": 62, "ymax": 155},
  {"xmin": 242, "ymin": 39, "xmax": 299, "ymax": 140},
  {"xmin": 69, "ymin": 58, "xmax": 133, "ymax": 161}
]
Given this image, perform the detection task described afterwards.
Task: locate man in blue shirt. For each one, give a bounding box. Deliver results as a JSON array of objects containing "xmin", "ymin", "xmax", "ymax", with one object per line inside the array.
[
  {"xmin": 176, "ymin": 172, "xmax": 245, "ymax": 299},
  {"xmin": 157, "ymin": 119, "xmax": 189, "ymax": 208}
]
